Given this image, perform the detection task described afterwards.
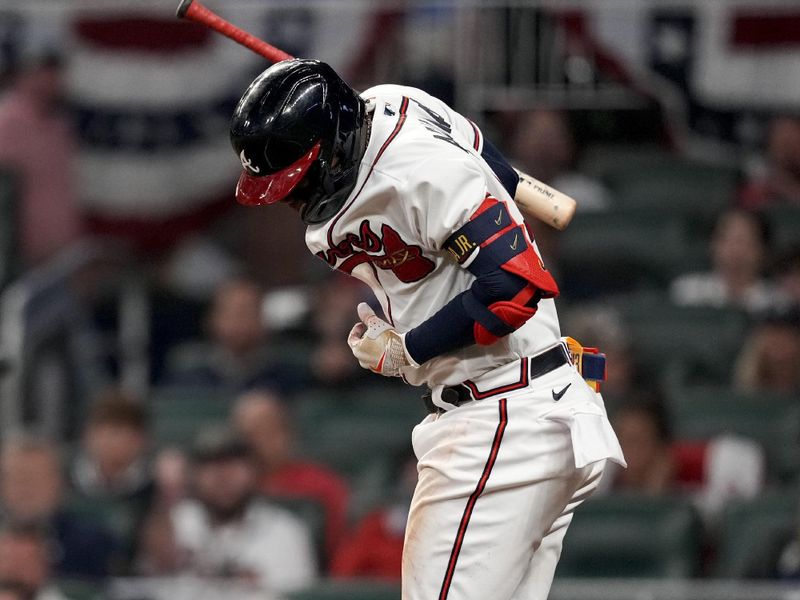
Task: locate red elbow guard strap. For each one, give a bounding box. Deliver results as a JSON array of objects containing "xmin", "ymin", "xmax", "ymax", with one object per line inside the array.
[{"xmin": 474, "ymin": 299, "xmax": 538, "ymax": 345}]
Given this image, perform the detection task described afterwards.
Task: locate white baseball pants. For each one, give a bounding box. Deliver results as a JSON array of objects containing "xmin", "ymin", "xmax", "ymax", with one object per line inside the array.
[{"xmin": 402, "ymin": 362, "xmax": 625, "ymax": 600}]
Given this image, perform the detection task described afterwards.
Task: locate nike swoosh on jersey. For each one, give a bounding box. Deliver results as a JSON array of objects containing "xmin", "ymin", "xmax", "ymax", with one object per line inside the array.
[
  {"xmin": 552, "ymin": 383, "xmax": 571, "ymax": 401},
  {"xmin": 510, "ymin": 234, "xmax": 519, "ymax": 251},
  {"xmin": 495, "ymin": 209, "xmax": 503, "ymax": 226}
]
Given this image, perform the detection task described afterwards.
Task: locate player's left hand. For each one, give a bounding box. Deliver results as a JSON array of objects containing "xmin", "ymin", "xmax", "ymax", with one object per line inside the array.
[{"xmin": 347, "ymin": 302, "xmax": 413, "ymax": 377}]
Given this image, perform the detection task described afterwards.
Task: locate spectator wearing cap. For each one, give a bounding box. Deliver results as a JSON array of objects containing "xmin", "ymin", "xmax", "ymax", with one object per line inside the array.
[
  {"xmin": 232, "ymin": 389, "xmax": 349, "ymax": 566},
  {"xmin": 734, "ymin": 309, "xmax": 800, "ymax": 395},
  {"xmin": 671, "ymin": 208, "xmax": 776, "ymax": 313},
  {"xmin": 166, "ymin": 277, "xmax": 301, "ymax": 394},
  {"xmin": 0, "ymin": 435, "xmax": 118, "ymax": 579},
  {"xmin": 69, "ymin": 390, "xmax": 155, "ymax": 570},
  {"xmin": 171, "ymin": 426, "xmax": 316, "ymax": 594},
  {"xmin": 0, "ymin": 523, "xmax": 68, "ymax": 600}
]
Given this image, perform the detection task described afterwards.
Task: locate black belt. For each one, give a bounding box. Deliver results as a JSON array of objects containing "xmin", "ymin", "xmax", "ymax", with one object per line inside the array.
[{"xmin": 422, "ymin": 344, "xmax": 570, "ymax": 413}]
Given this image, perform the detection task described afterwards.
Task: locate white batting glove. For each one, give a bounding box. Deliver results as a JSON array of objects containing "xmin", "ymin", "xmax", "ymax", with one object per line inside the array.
[{"xmin": 347, "ymin": 302, "xmax": 414, "ymax": 377}]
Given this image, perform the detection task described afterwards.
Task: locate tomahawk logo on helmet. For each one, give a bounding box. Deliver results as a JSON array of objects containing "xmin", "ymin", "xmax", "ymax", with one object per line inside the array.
[{"xmin": 229, "ymin": 59, "xmax": 369, "ymax": 224}]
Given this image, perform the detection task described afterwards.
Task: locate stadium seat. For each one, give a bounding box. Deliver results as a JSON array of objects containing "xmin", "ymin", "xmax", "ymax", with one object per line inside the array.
[
  {"xmin": 294, "ymin": 383, "xmax": 425, "ymax": 425},
  {"xmin": 556, "ymin": 494, "xmax": 702, "ymax": 578},
  {"xmin": 666, "ymin": 386, "xmax": 800, "ymax": 482},
  {"xmin": 298, "ymin": 415, "xmax": 413, "ymax": 479},
  {"xmin": 613, "ymin": 294, "xmax": 749, "ymax": 382},
  {"xmin": 764, "ymin": 205, "xmax": 800, "ymax": 252},
  {"xmin": 149, "ymin": 385, "xmax": 233, "ymax": 447},
  {"xmin": 602, "ymin": 158, "xmax": 739, "ymax": 221},
  {"xmin": 288, "ymin": 579, "xmax": 400, "ymax": 600},
  {"xmin": 0, "ymin": 170, "xmax": 18, "ymax": 288},
  {"xmin": 56, "ymin": 579, "xmax": 104, "ymax": 600},
  {"xmin": 558, "ymin": 212, "xmax": 692, "ymax": 295},
  {"xmin": 579, "ymin": 145, "xmax": 673, "ymax": 179},
  {"xmin": 714, "ymin": 491, "xmax": 798, "ymax": 578}
]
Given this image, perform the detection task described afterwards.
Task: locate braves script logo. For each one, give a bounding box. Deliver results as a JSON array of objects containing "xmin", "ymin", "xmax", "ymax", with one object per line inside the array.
[
  {"xmin": 239, "ymin": 150, "xmax": 260, "ymax": 174},
  {"xmin": 318, "ymin": 221, "xmax": 435, "ymax": 283}
]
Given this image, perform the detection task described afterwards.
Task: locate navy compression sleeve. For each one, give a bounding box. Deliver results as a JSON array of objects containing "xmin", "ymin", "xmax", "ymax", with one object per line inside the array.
[{"xmin": 404, "ymin": 268, "xmax": 528, "ymax": 364}]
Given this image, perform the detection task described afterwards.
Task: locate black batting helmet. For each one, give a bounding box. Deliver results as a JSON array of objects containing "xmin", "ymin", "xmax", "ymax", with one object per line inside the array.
[{"xmin": 230, "ymin": 59, "xmax": 369, "ymax": 224}]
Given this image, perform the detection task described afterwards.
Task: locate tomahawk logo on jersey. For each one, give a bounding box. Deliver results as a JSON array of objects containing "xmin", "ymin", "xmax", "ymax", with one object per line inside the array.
[{"xmin": 305, "ymin": 84, "xmax": 562, "ymax": 389}]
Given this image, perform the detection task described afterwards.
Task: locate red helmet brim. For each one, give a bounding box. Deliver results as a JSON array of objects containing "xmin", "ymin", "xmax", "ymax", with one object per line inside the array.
[{"xmin": 235, "ymin": 142, "xmax": 321, "ymax": 206}]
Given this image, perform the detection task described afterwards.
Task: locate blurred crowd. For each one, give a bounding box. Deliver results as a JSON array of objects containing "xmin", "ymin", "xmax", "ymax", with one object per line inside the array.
[{"xmin": 1, "ymin": 20, "xmax": 800, "ymax": 600}]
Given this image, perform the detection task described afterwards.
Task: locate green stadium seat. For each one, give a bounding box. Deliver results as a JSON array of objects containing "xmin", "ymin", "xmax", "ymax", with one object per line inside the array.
[
  {"xmin": 558, "ymin": 212, "xmax": 693, "ymax": 293},
  {"xmin": 613, "ymin": 294, "xmax": 749, "ymax": 382},
  {"xmin": 0, "ymin": 170, "xmax": 18, "ymax": 288},
  {"xmin": 764, "ymin": 205, "xmax": 800, "ymax": 252},
  {"xmin": 714, "ymin": 491, "xmax": 798, "ymax": 578},
  {"xmin": 56, "ymin": 579, "xmax": 104, "ymax": 600},
  {"xmin": 288, "ymin": 579, "xmax": 400, "ymax": 600},
  {"xmin": 666, "ymin": 386, "xmax": 800, "ymax": 482},
  {"xmin": 149, "ymin": 385, "xmax": 233, "ymax": 447},
  {"xmin": 294, "ymin": 384, "xmax": 425, "ymax": 426},
  {"xmin": 579, "ymin": 145, "xmax": 673, "ymax": 179},
  {"xmin": 602, "ymin": 159, "xmax": 739, "ymax": 220},
  {"xmin": 298, "ymin": 415, "xmax": 413, "ymax": 479},
  {"xmin": 557, "ymin": 494, "xmax": 702, "ymax": 578}
]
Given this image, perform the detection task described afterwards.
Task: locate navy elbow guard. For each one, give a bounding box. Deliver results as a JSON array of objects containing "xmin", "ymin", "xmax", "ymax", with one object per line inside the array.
[{"xmin": 444, "ymin": 195, "xmax": 559, "ymax": 345}]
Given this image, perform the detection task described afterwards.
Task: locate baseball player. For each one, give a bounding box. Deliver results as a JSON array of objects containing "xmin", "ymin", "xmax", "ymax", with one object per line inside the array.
[{"xmin": 229, "ymin": 59, "xmax": 626, "ymax": 600}]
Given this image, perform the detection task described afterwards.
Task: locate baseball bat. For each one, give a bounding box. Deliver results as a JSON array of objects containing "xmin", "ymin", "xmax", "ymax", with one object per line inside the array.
[
  {"xmin": 176, "ymin": 0, "xmax": 578, "ymax": 230},
  {"xmin": 176, "ymin": 0, "xmax": 292, "ymax": 62}
]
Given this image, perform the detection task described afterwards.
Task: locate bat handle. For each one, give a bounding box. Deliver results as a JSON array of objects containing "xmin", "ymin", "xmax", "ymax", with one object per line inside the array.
[{"xmin": 177, "ymin": 0, "xmax": 294, "ymax": 63}]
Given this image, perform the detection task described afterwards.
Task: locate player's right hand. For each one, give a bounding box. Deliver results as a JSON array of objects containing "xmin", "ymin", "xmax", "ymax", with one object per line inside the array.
[{"xmin": 347, "ymin": 303, "xmax": 414, "ymax": 377}]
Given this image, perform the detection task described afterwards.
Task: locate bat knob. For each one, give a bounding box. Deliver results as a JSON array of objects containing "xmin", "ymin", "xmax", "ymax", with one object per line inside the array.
[{"xmin": 176, "ymin": 0, "xmax": 194, "ymax": 19}]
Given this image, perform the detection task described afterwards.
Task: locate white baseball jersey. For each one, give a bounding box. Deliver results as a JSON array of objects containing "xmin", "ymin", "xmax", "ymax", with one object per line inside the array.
[
  {"xmin": 305, "ymin": 84, "xmax": 561, "ymax": 388},
  {"xmin": 306, "ymin": 83, "xmax": 625, "ymax": 600}
]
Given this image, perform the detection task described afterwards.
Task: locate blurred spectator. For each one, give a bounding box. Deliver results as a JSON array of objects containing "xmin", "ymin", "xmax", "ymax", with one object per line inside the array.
[
  {"xmin": 604, "ymin": 398, "xmax": 676, "ymax": 495},
  {"xmin": 135, "ymin": 507, "xmax": 184, "ymax": 577},
  {"xmin": 602, "ymin": 397, "xmax": 764, "ymax": 521},
  {"xmin": 232, "ymin": 390, "xmax": 349, "ymax": 564},
  {"xmin": 0, "ymin": 435, "xmax": 117, "ymax": 579},
  {"xmin": 671, "ymin": 208, "xmax": 775, "ymax": 313},
  {"xmin": 330, "ymin": 452, "xmax": 417, "ymax": 581},
  {"xmin": 310, "ymin": 275, "xmax": 373, "ymax": 387},
  {"xmin": 0, "ymin": 582, "xmax": 28, "ymax": 600},
  {"xmin": 152, "ymin": 448, "xmax": 189, "ymax": 510},
  {"xmin": 69, "ymin": 390, "xmax": 155, "ymax": 569},
  {"xmin": 733, "ymin": 309, "xmax": 800, "ymax": 394},
  {"xmin": 133, "ymin": 448, "xmax": 189, "ymax": 576},
  {"xmin": 166, "ymin": 277, "xmax": 301, "ymax": 393},
  {"xmin": 509, "ymin": 109, "xmax": 611, "ymax": 211},
  {"xmin": 0, "ymin": 50, "xmax": 82, "ymax": 266},
  {"xmin": 0, "ymin": 523, "xmax": 68, "ymax": 600},
  {"xmin": 676, "ymin": 435, "xmax": 764, "ymax": 523},
  {"xmin": 172, "ymin": 426, "xmax": 316, "ymax": 593},
  {"xmin": 740, "ymin": 115, "xmax": 800, "ymax": 209}
]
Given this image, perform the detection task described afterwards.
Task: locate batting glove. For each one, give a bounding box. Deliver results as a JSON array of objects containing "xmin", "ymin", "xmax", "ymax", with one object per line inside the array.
[{"xmin": 347, "ymin": 302, "xmax": 416, "ymax": 377}]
